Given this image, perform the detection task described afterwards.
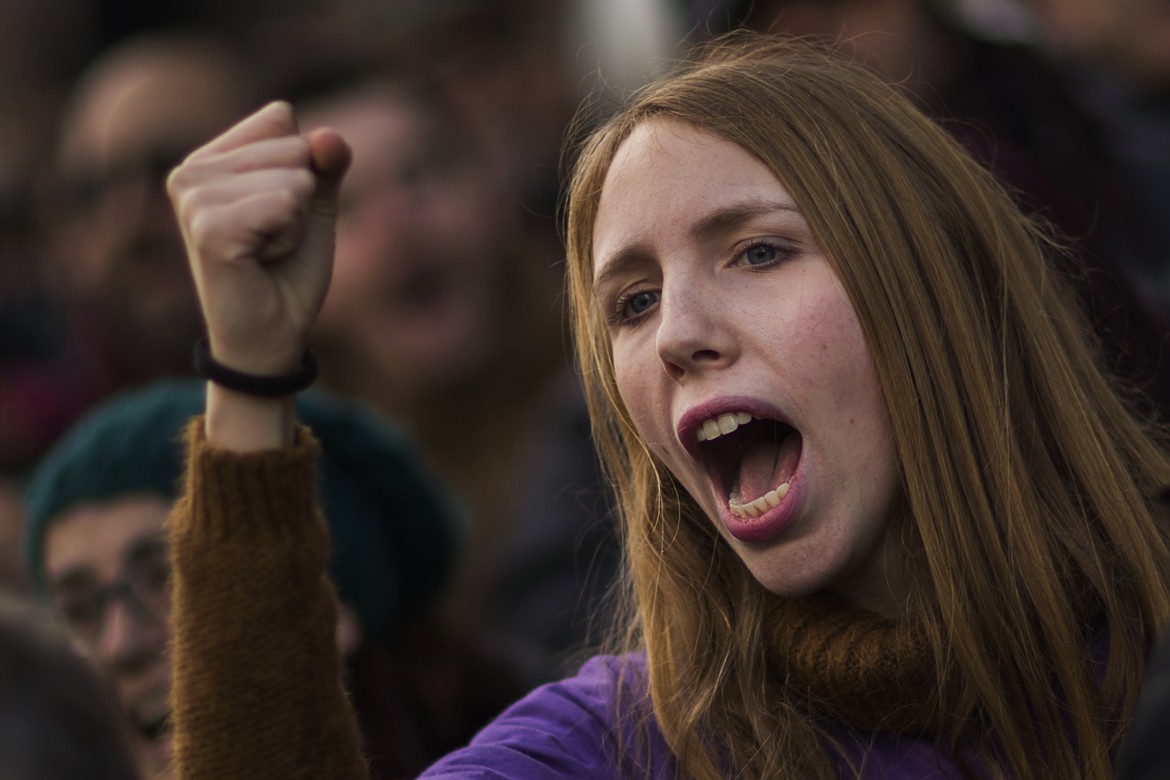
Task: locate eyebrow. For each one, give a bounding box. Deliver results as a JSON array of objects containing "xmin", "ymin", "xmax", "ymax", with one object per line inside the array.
[
  {"xmin": 47, "ymin": 534, "xmax": 168, "ymax": 592},
  {"xmin": 592, "ymin": 198, "xmax": 802, "ymax": 294},
  {"xmin": 691, "ymin": 199, "xmax": 801, "ymax": 244},
  {"xmin": 49, "ymin": 568, "xmax": 96, "ymax": 593},
  {"xmin": 125, "ymin": 536, "xmax": 169, "ymax": 567}
]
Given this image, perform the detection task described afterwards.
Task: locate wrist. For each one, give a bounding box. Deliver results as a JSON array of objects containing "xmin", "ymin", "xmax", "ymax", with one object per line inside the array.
[
  {"xmin": 194, "ymin": 336, "xmax": 318, "ymax": 398},
  {"xmin": 204, "ymin": 383, "xmax": 297, "ymax": 452}
]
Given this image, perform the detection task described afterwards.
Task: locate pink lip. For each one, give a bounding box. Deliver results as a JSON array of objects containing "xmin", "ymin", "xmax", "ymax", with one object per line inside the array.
[
  {"xmin": 720, "ymin": 474, "xmax": 802, "ymax": 543},
  {"xmin": 677, "ymin": 395, "xmax": 803, "ymax": 544}
]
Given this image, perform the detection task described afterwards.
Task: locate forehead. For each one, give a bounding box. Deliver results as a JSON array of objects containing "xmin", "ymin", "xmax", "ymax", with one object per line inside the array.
[
  {"xmin": 305, "ymin": 91, "xmax": 426, "ymax": 163},
  {"xmin": 592, "ymin": 120, "xmax": 792, "ymax": 280},
  {"xmin": 59, "ymin": 51, "xmax": 247, "ymax": 175},
  {"xmin": 43, "ymin": 495, "xmax": 170, "ymax": 581}
]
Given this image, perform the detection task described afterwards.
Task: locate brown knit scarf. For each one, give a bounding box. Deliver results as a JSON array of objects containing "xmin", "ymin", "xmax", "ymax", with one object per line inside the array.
[{"xmin": 769, "ymin": 593, "xmax": 950, "ymax": 735}]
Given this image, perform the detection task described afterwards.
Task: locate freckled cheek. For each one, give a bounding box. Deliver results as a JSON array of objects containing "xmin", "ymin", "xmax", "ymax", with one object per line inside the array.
[
  {"xmin": 614, "ymin": 353, "xmax": 673, "ymax": 455},
  {"xmin": 802, "ymin": 298, "xmax": 889, "ymax": 440},
  {"xmin": 614, "ymin": 367, "xmax": 651, "ymax": 434},
  {"xmin": 806, "ymin": 293, "xmax": 871, "ymax": 375},
  {"xmin": 829, "ymin": 345, "xmax": 896, "ymax": 485}
]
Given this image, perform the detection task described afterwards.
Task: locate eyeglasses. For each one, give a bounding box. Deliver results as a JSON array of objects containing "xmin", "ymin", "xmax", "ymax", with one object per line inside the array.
[
  {"xmin": 53, "ymin": 150, "xmax": 183, "ymax": 217},
  {"xmin": 49, "ymin": 544, "xmax": 171, "ymax": 647}
]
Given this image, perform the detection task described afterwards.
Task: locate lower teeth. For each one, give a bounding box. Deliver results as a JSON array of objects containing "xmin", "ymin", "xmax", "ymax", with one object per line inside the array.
[{"xmin": 729, "ymin": 482, "xmax": 789, "ymax": 518}]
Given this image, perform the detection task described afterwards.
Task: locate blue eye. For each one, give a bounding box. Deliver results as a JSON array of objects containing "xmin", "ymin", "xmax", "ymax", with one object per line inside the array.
[
  {"xmin": 608, "ymin": 288, "xmax": 659, "ymax": 327},
  {"xmin": 625, "ymin": 290, "xmax": 658, "ymax": 317},
  {"xmin": 743, "ymin": 243, "xmax": 780, "ymax": 266}
]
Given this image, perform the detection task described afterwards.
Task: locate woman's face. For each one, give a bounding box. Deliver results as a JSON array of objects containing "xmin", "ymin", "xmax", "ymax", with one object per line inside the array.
[{"xmin": 591, "ymin": 120, "xmax": 903, "ymax": 612}]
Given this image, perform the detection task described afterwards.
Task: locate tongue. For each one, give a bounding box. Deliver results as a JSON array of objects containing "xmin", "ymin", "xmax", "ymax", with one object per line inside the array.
[{"xmin": 731, "ymin": 431, "xmax": 801, "ymax": 504}]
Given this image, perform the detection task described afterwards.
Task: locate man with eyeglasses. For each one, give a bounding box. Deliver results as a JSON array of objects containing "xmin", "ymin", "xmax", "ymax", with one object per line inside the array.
[
  {"xmin": 22, "ymin": 380, "xmax": 511, "ymax": 780},
  {"xmin": 40, "ymin": 514, "xmax": 171, "ymax": 770},
  {"xmin": 25, "ymin": 401, "xmax": 183, "ymax": 779}
]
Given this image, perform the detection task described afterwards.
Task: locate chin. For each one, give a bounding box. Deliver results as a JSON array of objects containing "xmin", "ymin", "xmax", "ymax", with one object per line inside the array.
[
  {"xmin": 754, "ymin": 571, "xmax": 836, "ymax": 601},
  {"xmin": 741, "ymin": 545, "xmax": 853, "ymax": 602}
]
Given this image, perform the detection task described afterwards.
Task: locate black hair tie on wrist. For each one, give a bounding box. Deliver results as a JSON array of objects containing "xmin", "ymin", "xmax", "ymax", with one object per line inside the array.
[{"xmin": 193, "ymin": 336, "xmax": 318, "ymax": 398}]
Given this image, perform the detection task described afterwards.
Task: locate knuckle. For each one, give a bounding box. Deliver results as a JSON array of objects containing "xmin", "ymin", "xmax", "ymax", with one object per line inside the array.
[
  {"xmin": 290, "ymin": 168, "xmax": 316, "ymax": 196},
  {"xmin": 165, "ymin": 162, "xmax": 191, "ymax": 198},
  {"xmin": 177, "ymin": 183, "xmax": 217, "ymax": 222},
  {"xmin": 187, "ymin": 210, "xmax": 215, "ymax": 252},
  {"xmin": 277, "ymin": 189, "xmax": 304, "ymax": 221},
  {"xmin": 260, "ymin": 190, "xmax": 299, "ymax": 229}
]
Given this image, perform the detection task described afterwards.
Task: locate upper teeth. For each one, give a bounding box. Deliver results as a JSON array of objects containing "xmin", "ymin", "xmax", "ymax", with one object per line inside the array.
[{"xmin": 696, "ymin": 412, "xmax": 754, "ymax": 442}]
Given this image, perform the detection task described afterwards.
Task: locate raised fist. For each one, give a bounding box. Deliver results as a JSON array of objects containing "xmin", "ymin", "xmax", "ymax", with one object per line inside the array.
[{"xmin": 167, "ymin": 101, "xmax": 351, "ymax": 376}]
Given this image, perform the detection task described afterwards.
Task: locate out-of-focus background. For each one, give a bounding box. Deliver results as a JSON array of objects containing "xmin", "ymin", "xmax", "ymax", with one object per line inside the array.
[{"xmin": 0, "ymin": 0, "xmax": 1168, "ymax": 777}]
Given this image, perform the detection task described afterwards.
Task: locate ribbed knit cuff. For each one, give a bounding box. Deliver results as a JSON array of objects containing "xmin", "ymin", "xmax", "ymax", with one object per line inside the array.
[{"xmin": 172, "ymin": 416, "xmax": 323, "ymax": 545}]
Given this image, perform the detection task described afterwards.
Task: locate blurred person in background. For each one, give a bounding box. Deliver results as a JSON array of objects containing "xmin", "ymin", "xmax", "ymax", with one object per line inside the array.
[
  {"xmin": 369, "ymin": 0, "xmax": 580, "ymax": 230},
  {"xmin": 0, "ymin": 0, "xmax": 99, "ymax": 474},
  {"xmin": 223, "ymin": 0, "xmax": 580, "ymax": 230},
  {"xmin": 39, "ymin": 32, "xmax": 256, "ymax": 395},
  {"xmin": 1027, "ymin": 0, "xmax": 1170, "ymax": 90},
  {"xmin": 699, "ymin": 0, "xmax": 1170, "ymax": 418},
  {"xmin": 4, "ymin": 32, "xmax": 258, "ymax": 498},
  {"xmin": 0, "ymin": 595, "xmax": 140, "ymax": 780},
  {"xmin": 24, "ymin": 380, "xmax": 529, "ymax": 780},
  {"xmin": 301, "ymin": 76, "xmax": 536, "ymax": 425},
  {"xmin": 292, "ymin": 26, "xmax": 617, "ymax": 666},
  {"xmin": 1026, "ymin": 0, "xmax": 1170, "ymax": 313}
]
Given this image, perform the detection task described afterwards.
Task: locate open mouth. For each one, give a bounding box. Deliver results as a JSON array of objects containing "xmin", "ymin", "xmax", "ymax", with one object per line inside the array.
[{"xmin": 694, "ymin": 412, "xmax": 802, "ymax": 519}]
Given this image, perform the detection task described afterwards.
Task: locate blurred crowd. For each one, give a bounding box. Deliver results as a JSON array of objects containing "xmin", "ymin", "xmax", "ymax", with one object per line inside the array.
[{"xmin": 0, "ymin": 0, "xmax": 1167, "ymax": 777}]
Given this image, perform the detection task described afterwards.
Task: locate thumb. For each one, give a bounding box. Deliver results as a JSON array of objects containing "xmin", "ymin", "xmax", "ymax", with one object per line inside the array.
[{"xmin": 307, "ymin": 127, "xmax": 352, "ymax": 216}]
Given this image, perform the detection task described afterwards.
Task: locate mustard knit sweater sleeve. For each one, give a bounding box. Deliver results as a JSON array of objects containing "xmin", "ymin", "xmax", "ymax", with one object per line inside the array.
[{"xmin": 167, "ymin": 418, "xmax": 371, "ymax": 780}]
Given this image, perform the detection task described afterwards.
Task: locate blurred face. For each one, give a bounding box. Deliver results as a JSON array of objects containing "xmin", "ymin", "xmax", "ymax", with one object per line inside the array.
[
  {"xmin": 592, "ymin": 121, "xmax": 902, "ymax": 612},
  {"xmin": 43, "ymin": 496, "xmax": 173, "ymax": 779},
  {"xmin": 306, "ymin": 88, "xmax": 513, "ymax": 402},
  {"xmin": 49, "ymin": 47, "xmax": 247, "ymax": 367},
  {"xmin": 1030, "ymin": 0, "xmax": 1170, "ymax": 83}
]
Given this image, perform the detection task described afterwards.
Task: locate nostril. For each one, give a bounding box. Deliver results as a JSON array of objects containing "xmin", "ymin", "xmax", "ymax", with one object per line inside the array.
[
  {"xmin": 663, "ymin": 359, "xmax": 685, "ymax": 382},
  {"xmin": 661, "ymin": 348, "xmax": 722, "ymax": 382}
]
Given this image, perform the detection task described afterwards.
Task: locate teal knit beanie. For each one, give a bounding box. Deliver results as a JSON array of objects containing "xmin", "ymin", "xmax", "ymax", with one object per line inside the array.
[{"xmin": 23, "ymin": 380, "xmax": 464, "ymax": 640}]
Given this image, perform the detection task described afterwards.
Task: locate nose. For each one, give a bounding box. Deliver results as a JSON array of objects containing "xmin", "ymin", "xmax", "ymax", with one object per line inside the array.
[
  {"xmin": 97, "ymin": 598, "xmax": 160, "ymax": 671},
  {"xmin": 346, "ymin": 177, "xmax": 420, "ymax": 242},
  {"xmin": 368, "ymin": 177, "xmax": 416, "ymax": 219},
  {"xmin": 655, "ymin": 278, "xmax": 735, "ymax": 382}
]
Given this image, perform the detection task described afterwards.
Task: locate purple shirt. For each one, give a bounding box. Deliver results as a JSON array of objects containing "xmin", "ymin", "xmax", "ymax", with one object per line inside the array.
[{"xmin": 421, "ymin": 654, "xmax": 967, "ymax": 779}]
